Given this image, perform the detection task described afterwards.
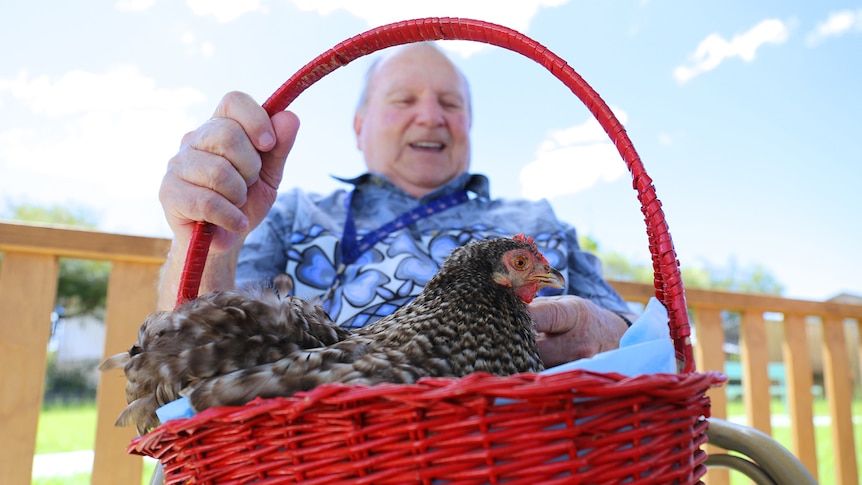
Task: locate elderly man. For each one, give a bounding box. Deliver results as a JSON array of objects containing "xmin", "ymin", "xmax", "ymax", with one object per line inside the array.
[{"xmin": 157, "ymin": 42, "xmax": 633, "ymax": 366}]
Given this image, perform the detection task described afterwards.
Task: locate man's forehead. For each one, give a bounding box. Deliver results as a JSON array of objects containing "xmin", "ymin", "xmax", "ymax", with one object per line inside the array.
[
  {"xmin": 377, "ymin": 43, "xmax": 451, "ymax": 68},
  {"xmin": 371, "ymin": 52, "xmax": 467, "ymax": 94},
  {"xmin": 378, "ymin": 77, "xmax": 467, "ymax": 97}
]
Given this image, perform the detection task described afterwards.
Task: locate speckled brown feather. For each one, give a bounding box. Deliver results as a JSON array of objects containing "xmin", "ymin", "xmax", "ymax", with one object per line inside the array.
[
  {"xmin": 99, "ymin": 275, "xmax": 350, "ymax": 434},
  {"xmin": 103, "ymin": 236, "xmax": 564, "ymax": 434}
]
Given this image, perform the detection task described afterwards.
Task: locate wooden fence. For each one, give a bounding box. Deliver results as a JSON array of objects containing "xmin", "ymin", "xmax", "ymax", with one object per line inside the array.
[{"xmin": 1, "ymin": 222, "xmax": 859, "ymax": 484}]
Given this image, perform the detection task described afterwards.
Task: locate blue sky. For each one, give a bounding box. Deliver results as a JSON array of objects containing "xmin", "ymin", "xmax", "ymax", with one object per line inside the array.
[{"xmin": 1, "ymin": 1, "xmax": 860, "ymax": 301}]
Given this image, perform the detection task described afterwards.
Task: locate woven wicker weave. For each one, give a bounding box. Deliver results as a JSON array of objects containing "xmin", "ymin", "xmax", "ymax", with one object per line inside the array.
[{"xmin": 138, "ymin": 17, "xmax": 726, "ymax": 484}]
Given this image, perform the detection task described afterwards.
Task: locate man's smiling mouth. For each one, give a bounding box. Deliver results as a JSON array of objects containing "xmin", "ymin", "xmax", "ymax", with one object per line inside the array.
[{"xmin": 410, "ymin": 141, "xmax": 445, "ymax": 151}]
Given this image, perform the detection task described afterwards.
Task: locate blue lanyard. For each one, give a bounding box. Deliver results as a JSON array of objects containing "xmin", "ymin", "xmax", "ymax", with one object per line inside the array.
[
  {"xmin": 340, "ymin": 189, "xmax": 470, "ymax": 266},
  {"xmin": 321, "ymin": 189, "xmax": 469, "ymax": 307}
]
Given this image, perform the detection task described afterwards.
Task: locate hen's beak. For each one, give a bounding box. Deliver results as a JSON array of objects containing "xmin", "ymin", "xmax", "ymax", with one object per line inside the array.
[{"xmin": 532, "ymin": 266, "xmax": 566, "ymax": 291}]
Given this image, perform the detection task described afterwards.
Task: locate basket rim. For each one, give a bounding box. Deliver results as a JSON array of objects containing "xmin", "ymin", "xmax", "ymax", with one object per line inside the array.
[{"xmin": 131, "ymin": 368, "xmax": 727, "ymax": 454}]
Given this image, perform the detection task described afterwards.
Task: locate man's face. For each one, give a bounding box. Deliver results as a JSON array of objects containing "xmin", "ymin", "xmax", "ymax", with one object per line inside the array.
[{"xmin": 354, "ymin": 46, "xmax": 472, "ymax": 198}]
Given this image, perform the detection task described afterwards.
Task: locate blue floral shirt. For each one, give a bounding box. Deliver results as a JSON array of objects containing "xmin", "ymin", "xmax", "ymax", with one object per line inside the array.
[{"xmin": 237, "ymin": 172, "xmax": 629, "ymax": 328}]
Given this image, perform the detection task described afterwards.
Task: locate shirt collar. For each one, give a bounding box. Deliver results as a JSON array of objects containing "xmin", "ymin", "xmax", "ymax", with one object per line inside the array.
[{"xmin": 332, "ymin": 172, "xmax": 490, "ymax": 202}]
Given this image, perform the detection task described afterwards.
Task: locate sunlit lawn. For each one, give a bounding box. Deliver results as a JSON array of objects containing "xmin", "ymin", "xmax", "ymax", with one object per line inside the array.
[
  {"xmin": 35, "ymin": 404, "xmax": 98, "ymax": 454},
  {"xmin": 35, "ymin": 399, "xmax": 861, "ymax": 484},
  {"xmin": 34, "ymin": 403, "xmax": 156, "ymax": 485}
]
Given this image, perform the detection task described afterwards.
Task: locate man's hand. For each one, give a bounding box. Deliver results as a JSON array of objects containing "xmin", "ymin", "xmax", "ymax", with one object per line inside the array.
[
  {"xmin": 156, "ymin": 92, "xmax": 300, "ymax": 310},
  {"xmin": 159, "ymin": 91, "xmax": 300, "ymax": 254},
  {"xmin": 529, "ymin": 295, "xmax": 630, "ymax": 367}
]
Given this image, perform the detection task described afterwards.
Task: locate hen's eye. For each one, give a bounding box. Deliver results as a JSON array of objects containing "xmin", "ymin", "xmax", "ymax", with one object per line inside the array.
[{"xmin": 513, "ymin": 255, "xmax": 528, "ymax": 269}]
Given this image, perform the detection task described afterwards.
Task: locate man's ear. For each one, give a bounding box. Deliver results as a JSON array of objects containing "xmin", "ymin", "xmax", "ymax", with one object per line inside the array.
[{"xmin": 353, "ymin": 113, "xmax": 364, "ymax": 150}]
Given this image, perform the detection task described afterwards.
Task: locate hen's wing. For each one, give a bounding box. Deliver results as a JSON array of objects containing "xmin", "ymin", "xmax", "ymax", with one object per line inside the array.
[{"xmin": 100, "ymin": 276, "xmax": 347, "ymax": 434}]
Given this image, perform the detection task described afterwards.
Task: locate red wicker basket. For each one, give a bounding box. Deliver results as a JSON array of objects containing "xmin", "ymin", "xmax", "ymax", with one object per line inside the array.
[{"xmin": 133, "ymin": 17, "xmax": 726, "ymax": 484}]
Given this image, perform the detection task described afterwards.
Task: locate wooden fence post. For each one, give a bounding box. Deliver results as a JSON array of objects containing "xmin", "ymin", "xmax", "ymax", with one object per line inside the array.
[
  {"xmin": 92, "ymin": 260, "xmax": 162, "ymax": 485},
  {"xmin": 0, "ymin": 252, "xmax": 59, "ymax": 485}
]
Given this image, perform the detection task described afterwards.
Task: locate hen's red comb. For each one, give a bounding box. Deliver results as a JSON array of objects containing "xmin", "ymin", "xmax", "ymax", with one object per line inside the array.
[
  {"xmin": 513, "ymin": 234, "xmax": 548, "ymax": 264},
  {"xmin": 513, "ymin": 234, "xmax": 535, "ymax": 246}
]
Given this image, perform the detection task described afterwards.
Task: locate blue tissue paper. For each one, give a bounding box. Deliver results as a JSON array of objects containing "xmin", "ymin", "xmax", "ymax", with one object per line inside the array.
[
  {"xmin": 156, "ymin": 396, "xmax": 195, "ymax": 423},
  {"xmin": 541, "ymin": 297, "xmax": 676, "ymax": 377}
]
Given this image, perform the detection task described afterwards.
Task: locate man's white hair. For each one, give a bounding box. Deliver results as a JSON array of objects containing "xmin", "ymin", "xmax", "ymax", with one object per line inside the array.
[{"xmin": 355, "ymin": 42, "xmax": 472, "ymax": 117}]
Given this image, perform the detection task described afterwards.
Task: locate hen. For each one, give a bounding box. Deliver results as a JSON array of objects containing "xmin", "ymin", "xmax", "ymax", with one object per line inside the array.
[{"xmin": 101, "ymin": 234, "xmax": 565, "ymax": 434}]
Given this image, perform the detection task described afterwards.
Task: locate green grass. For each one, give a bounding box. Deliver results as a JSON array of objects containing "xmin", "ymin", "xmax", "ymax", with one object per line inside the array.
[
  {"xmin": 724, "ymin": 396, "xmax": 862, "ymax": 418},
  {"xmin": 34, "ymin": 403, "xmax": 156, "ymax": 485},
  {"xmin": 33, "ymin": 473, "xmax": 91, "ymax": 485},
  {"xmin": 36, "ymin": 403, "xmax": 97, "ymax": 454}
]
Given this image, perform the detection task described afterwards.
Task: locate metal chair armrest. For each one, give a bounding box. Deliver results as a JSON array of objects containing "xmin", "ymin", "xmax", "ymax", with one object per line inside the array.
[{"xmin": 705, "ymin": 417, "xmax": 818, "ymax": 484}]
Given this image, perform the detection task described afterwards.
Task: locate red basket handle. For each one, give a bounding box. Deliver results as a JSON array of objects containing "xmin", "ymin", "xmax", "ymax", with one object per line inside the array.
[{"xmin": 177, "ymin": 17, "xmax": 694, "ymax": 373}]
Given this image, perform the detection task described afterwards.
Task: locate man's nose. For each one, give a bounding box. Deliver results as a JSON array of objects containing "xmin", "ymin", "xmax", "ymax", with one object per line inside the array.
[{"xmin": 413, "ymin": 96, "xmax": 445, "ymax": 126}]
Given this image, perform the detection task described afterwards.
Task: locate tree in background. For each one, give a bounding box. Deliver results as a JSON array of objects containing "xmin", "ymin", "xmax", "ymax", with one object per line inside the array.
[
  {"xmin": 3, "ymin": 203, "xmax": 110, "ymax": 317},
  {"xmin": 579, "ymin": 234, "xmax": 784, "ymax": 295},
  {"xmin": 2, "ymin": 203, "xmax": 110, "ymax": 402},
  {"xmin": 579, "ymin": 234, "xmax": 784, "ymax": 356}
]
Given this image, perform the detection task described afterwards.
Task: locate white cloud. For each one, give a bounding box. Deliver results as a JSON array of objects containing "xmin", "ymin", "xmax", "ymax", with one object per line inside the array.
[
  {"xmin": 674, "ymin": 19, "xmax": 789, "ymax": 83},
  {"xmin": 290, "ymin": 0, "xmax": 569, "ymax": 56},
  {"xmin": 520, "ymin": 108, "xmax": 629, "ymax": 200},
  {"xmin": 115, "ymin": 0, "xmax": 156, "ymax": 12},
  {"xmin": 0, "ymin": 66, "xmax": 203, "ymax": 117},
  {"xmin": 181, "ymin": 31, "xmax": 216, "ymax": 58},
  {"xmin": 186, "ymin": 0, "xmax": 264, "ymax": 23},
  {"xmin": 0, "ymin": 67, "xmax": 205, "ymax": 234},
  {"xmin": 658, "ymin": 132, "xmax": 673, "ymax": 147},
  {"xmin": 200, "ymin": 42, "xmax": 215, "ymax": 58},
  {"xmin": 806, "ymin": 9, "xmax": 862, "ymax": 46}
]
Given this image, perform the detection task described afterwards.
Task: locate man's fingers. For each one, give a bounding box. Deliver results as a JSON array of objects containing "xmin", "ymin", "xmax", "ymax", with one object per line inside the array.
[
  {"xmin": 257, "ymin": 110, "xmax": 300, "ymax": 190},
  {"xmin": 167, "ymin": 148, "xmax": 249, "ymax": 208},
  {"xmin": 529, "ymin": 296, "xmax": 578, "ymax": 334},
  {"xmin": 159, "ymin": 176, "xmax": 248, "ymax": 234},
  {"xmin": 162, "ymin": 92, "xmax": 300, "ymax": 241},
  {"xmin": 213, "ymin": 91, "xmax": 277, "ymax": 153},
  {"xmin": 186, "ymin": 117, "xmax": 263, "ymax": 186}
]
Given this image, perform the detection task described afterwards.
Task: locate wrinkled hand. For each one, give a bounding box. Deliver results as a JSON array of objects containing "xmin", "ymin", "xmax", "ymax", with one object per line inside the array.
[
  {"xmin": 529, "ymin": 295, "xmax": 629, "ymax": 367},
  {"xmin": 159, "ymin": 91, "xmax": 300, "ymax": 253}
]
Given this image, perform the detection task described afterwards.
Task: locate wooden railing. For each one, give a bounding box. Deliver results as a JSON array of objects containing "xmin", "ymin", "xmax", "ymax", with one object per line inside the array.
[{"xmin": 1, "ymin": 222, "xmax": 860, "ymax": 485}]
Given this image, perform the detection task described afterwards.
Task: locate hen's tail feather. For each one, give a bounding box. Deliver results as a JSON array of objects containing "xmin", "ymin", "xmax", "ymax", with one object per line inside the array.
[
  {"xmin": 98, "ymin": 352, "xmax": 129, "ymax": 372},
  {"xmin": 116, "ymin": 395, "xmax": 160, "ymax": 435}
]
